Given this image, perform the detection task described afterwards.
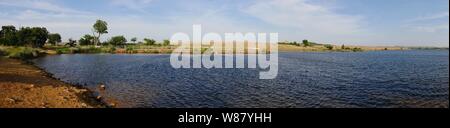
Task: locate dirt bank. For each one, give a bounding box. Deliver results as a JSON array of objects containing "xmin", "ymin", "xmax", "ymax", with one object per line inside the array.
[{"xmin": 0, "ymin": 57, "xmax": 104, "ymax": 108}]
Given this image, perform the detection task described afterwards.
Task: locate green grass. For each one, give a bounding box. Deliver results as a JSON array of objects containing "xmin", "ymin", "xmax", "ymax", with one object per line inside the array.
[
  {"xmin": 46, "ymin": 44, "xmax": 176, "ymax": 54},
  {"xmin": 0, "ymin": 46, "xmax": 43, "ymax": 59},
  {"xmin": 50, "ymin": 46, "xmax": 116, "ymax": 54}
]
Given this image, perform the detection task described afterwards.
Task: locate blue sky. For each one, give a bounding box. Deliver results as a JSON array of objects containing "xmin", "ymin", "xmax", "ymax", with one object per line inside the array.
[{"xmin": 0, "ymin": 0, "xmax": 448, "ymax": 47}]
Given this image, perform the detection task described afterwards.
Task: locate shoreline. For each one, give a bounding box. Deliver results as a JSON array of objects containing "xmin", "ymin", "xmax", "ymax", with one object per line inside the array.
[{"xmin": 0, "ymin": 57, "xmax": 107, "ymax": 108}]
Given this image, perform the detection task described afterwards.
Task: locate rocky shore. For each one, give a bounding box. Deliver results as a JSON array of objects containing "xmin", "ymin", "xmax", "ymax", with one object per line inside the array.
[{"xmin": 0, "ymin": 57, "xmax": 105, "ymax": 108}]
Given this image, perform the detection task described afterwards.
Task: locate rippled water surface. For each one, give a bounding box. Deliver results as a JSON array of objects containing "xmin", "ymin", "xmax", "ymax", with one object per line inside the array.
[{"xmin": 33, "ymin": 50, "xmax": 449, "ymax": 108}]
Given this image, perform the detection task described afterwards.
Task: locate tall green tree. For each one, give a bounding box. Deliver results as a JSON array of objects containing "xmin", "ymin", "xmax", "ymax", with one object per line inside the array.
[
  {"xmin": 0, "ymin": 25, "xmax": 18, "ymax": 46},
  {"xmin": 93, "ymin": 20, "xmax": 108, "ymax": 46},
  {"xmin": 48, "ymin": 33, "xmax": 62, "ymax": 45},
  {"xmin": 16, "ymin": 27, "xmax": 49, "ymax": 48}
]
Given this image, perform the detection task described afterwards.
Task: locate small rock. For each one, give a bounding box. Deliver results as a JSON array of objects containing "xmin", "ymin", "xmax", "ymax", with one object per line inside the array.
[
  {"xmin": 99, "ymin": 84, "xmax": 106, "ymax": 90},
  {"xmin": 63, "ymin": 88, "xmax": 70, "ymax": 93},
  {"xmin": 60, "ymin": 96, "xmax": 69, "ymax": 101},
  {"xmin": 5, "ymin": 98, "xmax": 16, "ymax": 104},
  {"xmin": 74, "ymin": 89, "xmax": 88, "ymax": 93},
  {"xmin": 81, "ymin": 103, "xmax": 88, "ymax": 107},
  {"xmin": 109, "ymin": 103, "xmax": 117, "ymax": 107},
  {"xmin": 96, "ymin": 96, "xmax": 103, "ymax": 100},
  {"xmin": 79, "ymin": 89, "xmax": 88, "ymax": 93},
  {"xmin": 25, "ymin": 84, "xmax": 35, "ymax": 90},
  {"xmin": 41, "ymin": 102, "xmax": 49, "ymax": 108}
]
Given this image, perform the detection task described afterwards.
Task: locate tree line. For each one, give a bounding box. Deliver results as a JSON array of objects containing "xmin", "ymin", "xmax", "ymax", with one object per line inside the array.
[
  {"xmin": 0, "ymin": 26, "xmax": 61, "ymax": 48},
  {"xmin": 1, "ymin": 19, "xmax": 170, "ymax": 48}
]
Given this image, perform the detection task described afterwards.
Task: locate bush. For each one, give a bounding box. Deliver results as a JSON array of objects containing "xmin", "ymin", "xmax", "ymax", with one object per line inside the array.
[
  {"xmin": 144, "ymin": 38, "xmax": 156, "ymax": 45},
  {"xmin": 109, "ymin": 47, "xmax": 116, "ymax": 53},
  {"xmin": 324, "ymin": 44, "xmax": 334, "ymax": 50},
  {"xmin": 126, "ymin": 47, "xmax": 137, "ymax": 53},
  {"xmin": 302, "ymin": 40, "xmax": 311, "ymax": 47},
  {"xmin": 163, "ymin": 39, "xmax": 170, "ymax": 46},
  {"xmin": 79, "ymin": 34, "xmax": 95, "ymax": 45},
  {"xmin": 352, "ymin": 47, "xmax": 363, "ymax": 52},
  {"xmin": 0, "ymin": 47, "xmax": 6, "ymax": 56},
  {"xmin": 108, "ymin": 36, "xmax": 127, "ymax": 46}
]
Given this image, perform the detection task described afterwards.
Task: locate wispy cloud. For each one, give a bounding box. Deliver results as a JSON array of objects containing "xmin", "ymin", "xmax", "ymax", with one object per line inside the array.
[
  {"xmin": 405, "ymin": 12, "xmax": 449, "ymax": 33},
  {"xmin": 0, "ymin": 0, "xmax": 90, "ymax": 14},
  {"xmin": 243, "ymin": 0, "xmax": 364, "ymax": 36},
  {"xmin": 109, "ymin": 0, "xmax": 153, "ymax": 12},
  {"xmin": 410, "ymin": 24, "xmax": 449, "ymax": 33},
  {"xmin": 409, "ymin": 12, "xmax": 449, "ymax": 22}
]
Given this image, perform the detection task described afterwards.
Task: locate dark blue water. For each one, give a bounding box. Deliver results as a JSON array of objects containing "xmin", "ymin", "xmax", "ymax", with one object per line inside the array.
[{"xmin": 33, "ymin": 50, "xmax": 449, "ymax": 108}]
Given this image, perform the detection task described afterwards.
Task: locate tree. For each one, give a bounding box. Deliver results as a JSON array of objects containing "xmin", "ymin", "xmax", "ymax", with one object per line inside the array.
[
  {"xmin": 108, "ymin": 36, "xmax": 127, "ymax": 46},
  {"xmin": 341, "ymin": 44, "xmax": 346, "ymax": 49},
  {"xmin": 131, "ymin": 37, "xmax": 137, "ymax": 43},
  {"xmin": 163, "ymin": 39, "xmax": 170, "ymax": 46},
  {"xmin": 93, "ymin": 20, "xmax": 108, "ymax": 46},
  {"xmin": 0, "ymin": 25, "xmax": 18, "ymax": 46},
  {"xmin": 16, "ymin": 27, "xmax": 49, "ymax": 48},
  {"xmin": 144, "ymin": 38, "xmax": 156, "ymax": 45},
  {"xmin": 302, "ymin": 40, "xmax": 311, "ymax": 47},
  {"xmin": 79, "ymin": 34, "xmax": 95, "ymax": 45},
  {"xmin": 48, "ymin": 33, "xmax": 62, "ymax": 45}
]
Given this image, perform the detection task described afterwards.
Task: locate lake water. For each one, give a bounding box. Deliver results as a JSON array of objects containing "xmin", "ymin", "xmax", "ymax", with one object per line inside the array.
[{"xmin": 32, "ymin": 50, "xmax": 449, "ymax": 108}]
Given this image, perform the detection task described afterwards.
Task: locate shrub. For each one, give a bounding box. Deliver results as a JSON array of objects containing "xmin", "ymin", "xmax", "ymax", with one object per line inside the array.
[
  {"xmin": 324, "ymin": 44, "xmax": 334, "ymax": 50},
  {"xmin": 0, "ymin": 47, "xmax": 6, "ymax": 56},
  {"xmin": 352, "ymin": 47, "xmax": 363, "ymax": 52},
  {"xmin": 79, "ymin": 34, "xmax": 95, "ymax": 45},
  {"xmin": 163, "ymin": 39, "xmax": 170, "ymax": 46},
  {"xmin": 108, "ymin": 36, "xmax": 127, "ymax": 46},
  {"xmin": 302, "ymin": 40, "xmax": 311, "ymax": 47},
  {"xmin": 144, "ymin": 38, "xmax": 156, "ymax": 45},
  {"xmin": 126, "ymin": 47, "xmax": 137, "ymax": 53}
]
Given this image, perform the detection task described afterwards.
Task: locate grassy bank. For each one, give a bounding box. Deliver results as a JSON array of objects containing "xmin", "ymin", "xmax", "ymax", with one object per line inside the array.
[
  {"xmin": 0, "ymin": 46, "xmax": 45, "ymax": 60},
  {"xmin": 1, "ymin": 44, "xmax": 408, "ymax": 60},
  {"xmin": 43, "ymin": 45, "xmax": 175, "ymax": 54}
]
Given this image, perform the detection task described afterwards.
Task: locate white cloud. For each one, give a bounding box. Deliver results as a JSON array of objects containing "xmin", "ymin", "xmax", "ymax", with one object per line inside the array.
[{"xmin": 243, "ymin": 0, "xmax": 364, "ymax": 36}]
